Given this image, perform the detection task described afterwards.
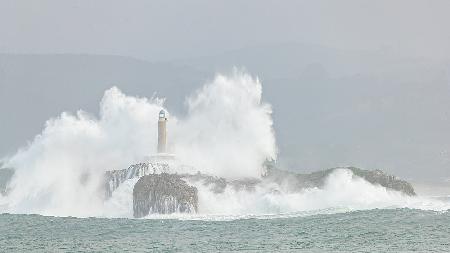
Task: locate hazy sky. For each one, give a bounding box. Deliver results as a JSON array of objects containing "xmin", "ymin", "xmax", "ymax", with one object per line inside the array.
[
  {"xmin": 1, "ymin": 1, "xmax": 450, "ymax": 181},
  {"xmin": 1, "ymin": 0, "xmax": 450, "ymax": 60}
]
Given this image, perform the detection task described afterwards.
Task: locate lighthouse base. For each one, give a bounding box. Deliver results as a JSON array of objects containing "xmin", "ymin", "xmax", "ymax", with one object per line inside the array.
[{"xmin": 144, "ymin": 153, "xmax": 176, "ymax": 163}]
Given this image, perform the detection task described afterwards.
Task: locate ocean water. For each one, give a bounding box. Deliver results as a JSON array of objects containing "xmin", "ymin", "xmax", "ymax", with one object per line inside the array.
[{"xmin": 1, "ymin": 208, "xmax": 449, "ymax": 252}]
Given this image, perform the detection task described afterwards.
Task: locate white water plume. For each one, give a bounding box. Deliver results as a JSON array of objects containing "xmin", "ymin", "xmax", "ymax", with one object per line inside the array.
[
  {"xmin": 0, "ymin": 71, "xmax": 448, "ymax": 218},
  {"xmin": 1, "ymin": 71, "xmax": 276, "ymax": 216},
  {"xmin": 2, "ymin": 87, "xmax": 164, "ymax": 216},
  {"xmin": 174, "ymin": 72, "xmax": 276, "ymax": 179}
]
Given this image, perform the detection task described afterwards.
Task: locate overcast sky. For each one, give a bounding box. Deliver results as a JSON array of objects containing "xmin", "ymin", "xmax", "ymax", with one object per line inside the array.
[{"xmin": 1, "ymin": 0, "xmax": 450, "ymax": 61}]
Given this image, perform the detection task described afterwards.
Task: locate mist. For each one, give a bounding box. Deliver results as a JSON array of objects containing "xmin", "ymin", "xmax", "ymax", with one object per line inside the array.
[{"xmin": 1, "ymin": 1, "xmax": 450, "ymax": 182}]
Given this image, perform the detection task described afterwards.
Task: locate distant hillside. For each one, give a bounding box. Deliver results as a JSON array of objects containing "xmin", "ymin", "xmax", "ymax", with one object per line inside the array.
[
  {"xmin": 1, "ymin": 45, "xmax": 449, "ymax": 180},
  {"xmin": 0, "ymin": 54, "xmax": 207, "ymax": 156},
  {"xmin": 173, "ymin": 42, "xmax": 444, "ymax": 80}
]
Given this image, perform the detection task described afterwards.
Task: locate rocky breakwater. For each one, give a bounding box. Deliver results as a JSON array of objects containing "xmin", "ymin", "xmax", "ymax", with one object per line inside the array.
[{"xmin": 133, "ymin": 173, "xmax": 198, "ymax": 218}]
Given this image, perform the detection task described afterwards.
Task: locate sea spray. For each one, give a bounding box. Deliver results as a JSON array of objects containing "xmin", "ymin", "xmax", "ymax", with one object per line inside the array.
[
  {"xmin": 2, "ymin": 87, "xmax": 165, "ymax": 217},
  {"xmin": 174, "ymin": 71, "xmax": 277, "ymax": 179},
  {"xmin": 1, "ymin": 71, "xmax": 448, "ymax": 218},
  {"xmin": 101, "ymin": 168, "xmax": 450, "ymax": 219},
  {"xmin": 1, "ymin": 71, "xmax": 278, "ymax": 217},
  {"xmin": 187, "ymin": 169, "xmax": 450, "ymax": 217}
]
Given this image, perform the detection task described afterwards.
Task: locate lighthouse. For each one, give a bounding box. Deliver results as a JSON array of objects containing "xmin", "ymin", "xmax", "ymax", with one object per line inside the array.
[
  {"xmin": 145, "ymin": 109, "xmax": 174, "ymax": 162},
  {"xmin": 157, "ymin": 110, "xmax": 167, "ymax": 153}
]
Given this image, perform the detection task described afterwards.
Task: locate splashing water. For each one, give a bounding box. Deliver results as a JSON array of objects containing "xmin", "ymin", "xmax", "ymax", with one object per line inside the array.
[{"xmin": 0, "ymin": 71, "xmax": 449, "ymax": 218}]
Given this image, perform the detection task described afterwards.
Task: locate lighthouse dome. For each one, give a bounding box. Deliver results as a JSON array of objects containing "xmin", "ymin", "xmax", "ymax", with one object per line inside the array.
[{"xmin": 159, "ymin": 110, "xmax": 166, "ymax": 119}]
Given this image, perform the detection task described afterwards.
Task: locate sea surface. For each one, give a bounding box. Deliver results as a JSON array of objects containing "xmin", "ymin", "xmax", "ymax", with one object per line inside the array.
[{"xmin": 0, "ymin": 208, "xmax": 449, "ymax": 252}]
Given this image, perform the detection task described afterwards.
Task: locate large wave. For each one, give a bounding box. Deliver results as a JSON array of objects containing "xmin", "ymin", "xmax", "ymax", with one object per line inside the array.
[
  {"xmin": 102, "ymin": 169, "xmax": 450, "ymax": 219},
  {"xmin": 0, "ymin": 71, "xmax": 448, "ymax": 218}
]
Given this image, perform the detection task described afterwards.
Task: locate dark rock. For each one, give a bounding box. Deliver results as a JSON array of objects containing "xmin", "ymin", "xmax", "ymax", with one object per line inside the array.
[
  {"xmin": 133, "ymin": 173, "xmax": 198, "ymax": 218},
  {"xmin": 104, "ymin": 162, "xmax": 170, "ymax": 199},
  {"xmin": 264, "ymin": 166, "xmax": 416, "ymax": 196},
  {"xmin": 105, "ymin": 162, "xmax": 416, "ymax": 212},
  {"xmin": 348, "ymin": 167, "xmax": 416, "ymax": 196},
  {"xmin": 181, "ymin": 172, "xmax": 260, "ymax": 194}
]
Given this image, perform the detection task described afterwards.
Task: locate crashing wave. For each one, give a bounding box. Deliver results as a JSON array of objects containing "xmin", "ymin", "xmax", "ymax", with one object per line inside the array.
[
  {"xmin": 0, "ymin": 72, "xmax": 448, "ymax": 218},
  {"xmin": 104, "ymin": 163, "xmax": 170, "ymax": 198},
  {"xmin": 101, "ymin": 161, "xmax": 418, "ymax": 217}
]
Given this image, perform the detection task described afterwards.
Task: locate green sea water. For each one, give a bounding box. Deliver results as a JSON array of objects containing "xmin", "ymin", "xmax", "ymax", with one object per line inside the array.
[{"xmin": 0, "ymin": 209, "xmax": 449, "ymax": 252}]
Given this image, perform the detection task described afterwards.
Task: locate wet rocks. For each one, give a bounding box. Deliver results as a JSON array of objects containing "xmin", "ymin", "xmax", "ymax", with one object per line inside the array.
[
  {"xmin": 103, "ymin": 163, "xmax": 416, "ymax": 218},
  {"xmin": 104, "ymin": 162, "xmax": 170, "ymax": 198},
  {"xmin": 349, "ymin": 167, "xmax": 416, "ymax": 196},
  {"xmin": 264, "ymin": 166, "xmax": 416, "ymax": 196},
  {"xmin": 133, "ymin": 173, "xmax": 198, "ymax": 218}
]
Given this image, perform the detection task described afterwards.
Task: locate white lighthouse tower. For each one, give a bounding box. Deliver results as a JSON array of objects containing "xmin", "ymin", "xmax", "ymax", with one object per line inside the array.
[
  {"xmin": 157, "ymin": 110, "xmax": 167, "ymax": 153},
  {"xmin": 145, "ymin": 109, "xmax": 174, "ymax": 163}
]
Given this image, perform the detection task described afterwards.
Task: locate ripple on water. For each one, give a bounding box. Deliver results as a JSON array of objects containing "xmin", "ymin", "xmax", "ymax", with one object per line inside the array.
[{"xmin": 0, "ymin": 209, "xmax": 449, "ymax": 252}]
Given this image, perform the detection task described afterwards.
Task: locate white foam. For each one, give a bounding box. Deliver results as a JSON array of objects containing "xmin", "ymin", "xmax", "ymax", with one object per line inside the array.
[
  {"xmin": 103, "ymin": 169, "xmax": 450, "ymax": 220},
  {"xmin": 0, "ymin": 71, "xmax": 276, "ymax": 217},
  {"xmin": 1, "ymin": 71, "xmax": 448, "ymax": 218}
]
